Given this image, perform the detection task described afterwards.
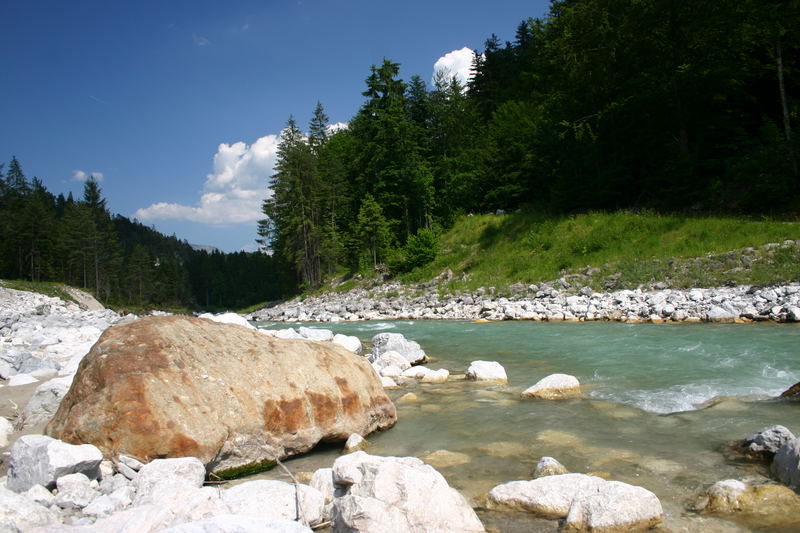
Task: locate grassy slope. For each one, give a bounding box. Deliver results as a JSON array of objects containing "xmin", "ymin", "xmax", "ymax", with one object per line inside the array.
[
  {"xmin": 401, "ymin": 211, "xmax": 800, "ymax": 294},
  {"xmin": 0, "ymin": 279, "xmax": 78, "ymax": 303}
]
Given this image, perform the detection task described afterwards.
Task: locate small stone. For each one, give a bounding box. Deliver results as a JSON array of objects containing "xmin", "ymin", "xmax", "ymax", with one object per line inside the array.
[
  {"xmin": 534, "ymin": 456, "xmax": 569, "ymax": 478},
  {"xmin": 344, "ymin": 433, "xmax": 368, "ymax": 453},
  {"xmin": 54, "ymin": 472, "xmax": 100, "ymax": 509},
  {"xmin": 465, "ymin": 361, "xmax": 508, "ymax": 383}
]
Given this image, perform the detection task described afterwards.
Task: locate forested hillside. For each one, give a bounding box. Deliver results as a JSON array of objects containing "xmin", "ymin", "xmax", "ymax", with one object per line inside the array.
[
  {"xmin": 262, "ymin": 0, "xmax": 799, "ymax": 291},
  {"xmin": 0, "ymin": 157, "xmax": 288, "ymax": 310},
  {"xmin": 4, "ymin": 0, "xmax": 798, "ymax": 306}
]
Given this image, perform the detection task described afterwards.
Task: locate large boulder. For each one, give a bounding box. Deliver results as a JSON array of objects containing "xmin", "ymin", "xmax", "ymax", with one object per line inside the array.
[
  {"xmin": 488, "ymin": 473, "xmax": 663, "ymax": 532},
  {"xmin": 45, "ymin": 316, "xmax": 396, "ymax": 476},
  {"xmin": 371, "ymin": 333, "xmax": 427, "ymax": 365},
  {"xmin": 331, "ymin": 451, "xmax": 484, "ymax": 533}
]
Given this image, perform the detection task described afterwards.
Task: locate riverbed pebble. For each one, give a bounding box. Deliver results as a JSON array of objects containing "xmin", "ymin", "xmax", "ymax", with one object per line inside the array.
[{"xmin": 249, "ymin": 281, "xmax": 800, "ymax": 324}]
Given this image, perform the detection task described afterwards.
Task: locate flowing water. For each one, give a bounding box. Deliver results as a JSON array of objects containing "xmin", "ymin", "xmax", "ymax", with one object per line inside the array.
[{"xmin": 254, "ymin": 320, "xmax": 800, "ymax": 532}]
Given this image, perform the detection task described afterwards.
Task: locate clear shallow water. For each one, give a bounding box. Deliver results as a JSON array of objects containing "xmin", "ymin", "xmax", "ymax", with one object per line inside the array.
[{"xmin": 255, "ymin": 321, "xmax": 800, "ymax": 532}]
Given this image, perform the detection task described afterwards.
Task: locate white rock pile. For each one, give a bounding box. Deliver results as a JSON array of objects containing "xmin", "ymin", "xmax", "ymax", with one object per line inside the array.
[
  {"xmin": 250, "ymin": 281, "xmax": 800, "ymax": 323},
  {"xmin": 0, "ymin": 286, "xmax": 124, "ymax": 390}
]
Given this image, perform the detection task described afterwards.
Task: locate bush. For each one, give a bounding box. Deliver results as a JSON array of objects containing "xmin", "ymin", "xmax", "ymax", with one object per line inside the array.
[{"xmin": 388, "ymin": 228, "xmax": 439, "ymax": 274}]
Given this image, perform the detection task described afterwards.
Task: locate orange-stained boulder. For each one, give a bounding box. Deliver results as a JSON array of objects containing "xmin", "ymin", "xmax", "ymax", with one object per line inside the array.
[{"xmin": 46, "ymin": 315, "xmax": 396, "ymax": 475}]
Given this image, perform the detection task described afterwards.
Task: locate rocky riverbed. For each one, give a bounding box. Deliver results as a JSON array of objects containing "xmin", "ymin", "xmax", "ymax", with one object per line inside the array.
[
  {"xmin": 250, "ymin": 280, "xmax": 800, "ymax": 324},
  {"xmin": 1, "ymin": 284, "xmax": 800, "ymax": 532}
]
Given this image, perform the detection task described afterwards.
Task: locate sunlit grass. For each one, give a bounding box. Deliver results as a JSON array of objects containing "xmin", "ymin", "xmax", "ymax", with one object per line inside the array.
[{"xmin": 402, "ymin": 210, "xmax": 800, "ymax": 292}]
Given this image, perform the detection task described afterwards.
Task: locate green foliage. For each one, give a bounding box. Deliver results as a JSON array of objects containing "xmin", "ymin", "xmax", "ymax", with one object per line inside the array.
[
  {"xmin": 0, "ymin": 156, "xmax": 287, "ymax": 311},
  {"xmin": 411, "ymin": 210, "xmax": 800, "ymax": 291},
  {"xmin": 211, "ymin": 458, "xmax": 277, "ymax": 480}
]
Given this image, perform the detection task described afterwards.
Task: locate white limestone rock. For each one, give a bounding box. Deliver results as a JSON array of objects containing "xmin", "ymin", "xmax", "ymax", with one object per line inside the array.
[
  {"xmin": 371, "ymin": 350, "xmax": 411, "ymax": 372},
  {"xmin": 81, "ymin": 485, "xmax": 229, "ymax": 533},
  {"xmin": 0, "ymin": 416, "xmax": 13, "ymax": 447},
  {"xmin": 743, "ymin": 425, "xmax": 796, "ymax": 456},
  {"xmin": 380, "ymin": 376, "xmax": 398, "ymax": 388},
  {"xmin": 522, "ymin": 373, "xmax": 581, "ymax": 399},
  {"xmin": 333, "ymin": 334, "xmax": 362, "ymax": 354},
  {"xmin": 197, "ymin": 312, "xmax": 254, "ymax": 329},
  {"xmin": 82, "ymin": 485, "xmax": 135, "ymax": 517},
  {"xmin": 7, "ymin": 373, "xmax": 38, "ymax": 386},
  {"xmin": 488, "ymin": 473, "xmax": 663, "ymax": 531},
  {"xmin": 99, "ymin": 473, "xmax": 131, "ymax": 495},
  {"xmin": 371, "ymin": 333, "xmax": 427, "ymax": 365},
  {"xmin": 134, "ymin": 457, "xmax": 206, "ymax": 505},
  {"xmin": 18, "ymin": 375, "xmax": 73, "ymax": 429},
  {"xmin": 160, "ymin": 515, "xmax": 314, "ymax": 533},
  {"xmin": 54, "ymin": 472, "xmax": 99, "ymax": 509},
  {"xmin": 310, "ymin": 467, "xmax": 334, "ymax": 522},
  {"xmin": 297, "ymin": 327, "xmax": 334, "ymax": 341},
  {"xmin": 564, "ymin": 479, "xmax": 664, "ymax": 531},
  {"xmin": 379, "ymin": 365, "xmax": 403, "ymax": 378},
  {"xmin": 465, "ymin": 360, "xmax": 508, "ymax": 383},
  {"xmin": 331, "ymin": 451, "xmax": 484, "ymax": 533},
  {"xmin": 118, "ymin": 454, "xmax": 145, "ymax": 471},
  {"xmin": 24, "ymin": 484, "xmax": 55, "ymax": 508},
  {"xmin": 222, "ymin": 479, "xmax": 325, "ymax": 526},
  {"xmin": 7, "ymin": 435, "xmax": 103, "ymax": 492},
  {"xmin": 420, "ymin": 368, "xmax": 450, "ymax": 383},
  {"xmin": 0, "ymin": 484, "xmax": 59, "ymax": 531},
  {"xmin": 343, "ymin": 433, "xmax": 368, "ymax": 453}
]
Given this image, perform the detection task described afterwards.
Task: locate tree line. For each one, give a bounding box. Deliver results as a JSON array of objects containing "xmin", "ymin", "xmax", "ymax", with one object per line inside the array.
[
  {"xmin": 261, "ymin": 0, "xmax": 799, "ymax": 291},
  {"xmin": 0, "ymin": 156, "xmax": 287, "ymax": 310}
]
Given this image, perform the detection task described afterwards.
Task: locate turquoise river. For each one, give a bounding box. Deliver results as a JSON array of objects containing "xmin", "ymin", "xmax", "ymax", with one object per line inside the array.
[{"xmin": 253, "ymin": 320, "xmax": 800, "ymax": 533}]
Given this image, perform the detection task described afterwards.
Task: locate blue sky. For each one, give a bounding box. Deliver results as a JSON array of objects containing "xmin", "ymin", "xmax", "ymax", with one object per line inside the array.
[{"xmin": 2, "ymin": 0, "xmax": 550, "ymax": 252}]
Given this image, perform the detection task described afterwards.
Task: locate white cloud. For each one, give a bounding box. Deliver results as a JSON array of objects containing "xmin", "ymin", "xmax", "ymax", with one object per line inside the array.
[
  {"xmin": 193, "ymin": 34, "xmax": 211, "ymax": 47},
  {"xmin": 134, "ymin": 134, "xmax": 280, "ymax": 226},
  {"xmin": 432, "ymin": 47, "xmax": 475, "ymax": 86},
  {"xmin": 326, "ymin": 122, "xmax": 348, "ymax": 135},
  {"xmin": 72, "ymin": 170, "xmax": 104, "ymax": 182}
]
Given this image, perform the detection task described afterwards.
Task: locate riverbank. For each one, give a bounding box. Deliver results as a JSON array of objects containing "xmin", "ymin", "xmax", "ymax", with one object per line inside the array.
[{"xmin": 250, "ymin": 280, "xmax": 800, "ymax": 323}]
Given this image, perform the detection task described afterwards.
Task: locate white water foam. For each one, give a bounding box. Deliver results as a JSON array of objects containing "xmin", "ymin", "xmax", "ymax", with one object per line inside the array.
[{"xmin": 591, "ymin": 381, "xmax": 790, "ymax": 414}]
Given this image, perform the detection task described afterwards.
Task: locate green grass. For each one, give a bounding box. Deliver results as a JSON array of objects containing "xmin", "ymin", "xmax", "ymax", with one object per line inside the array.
[
  {"xmin": 0, "ymin": 279, "xmax": 77, "ymax": 303},
  {"xmin": 401, "ymin": 211, "xmax": 800, "ymax": 293}
]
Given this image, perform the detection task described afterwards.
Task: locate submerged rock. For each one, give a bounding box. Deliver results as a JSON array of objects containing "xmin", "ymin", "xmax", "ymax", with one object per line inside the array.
[
  {"xmin": 331, "ymin": 451, "xmax": 484, "ymax": 533},
  {"xmin": 692, "ymin": 479, "xmax": 800, "ymax": 530},
  {"xmin": 45, "ymin": 316, "xmax": 396, "ymax": 476},
  {"xmin": 522, "ymin": 373, "xmax": 581, "ymax": 400},
  {"xmin": 534, "ymin": 456, "xmax": 569, "ymax": 478}
]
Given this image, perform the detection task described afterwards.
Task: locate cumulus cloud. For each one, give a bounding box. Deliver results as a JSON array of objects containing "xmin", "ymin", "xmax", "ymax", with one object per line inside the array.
[
  {"xmin": 72, "ymin": 170, "xmax": 104, "ymax": 182},
  {"xmin": 134, "ymin": 134, "xmax": 280, "ymax": 226},
  {"xmin": 432, "ymin": 47, "xmax": 475, "ymax": 86},
  {"xmin": 326, "ymin": 122, "xmax": 348, "ymax": 135}
]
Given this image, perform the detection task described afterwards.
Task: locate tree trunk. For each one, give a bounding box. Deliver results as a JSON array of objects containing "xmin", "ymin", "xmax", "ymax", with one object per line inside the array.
[{"xmin": 776, "ymin": 34, "xmax": 798, "ymax": 176}]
